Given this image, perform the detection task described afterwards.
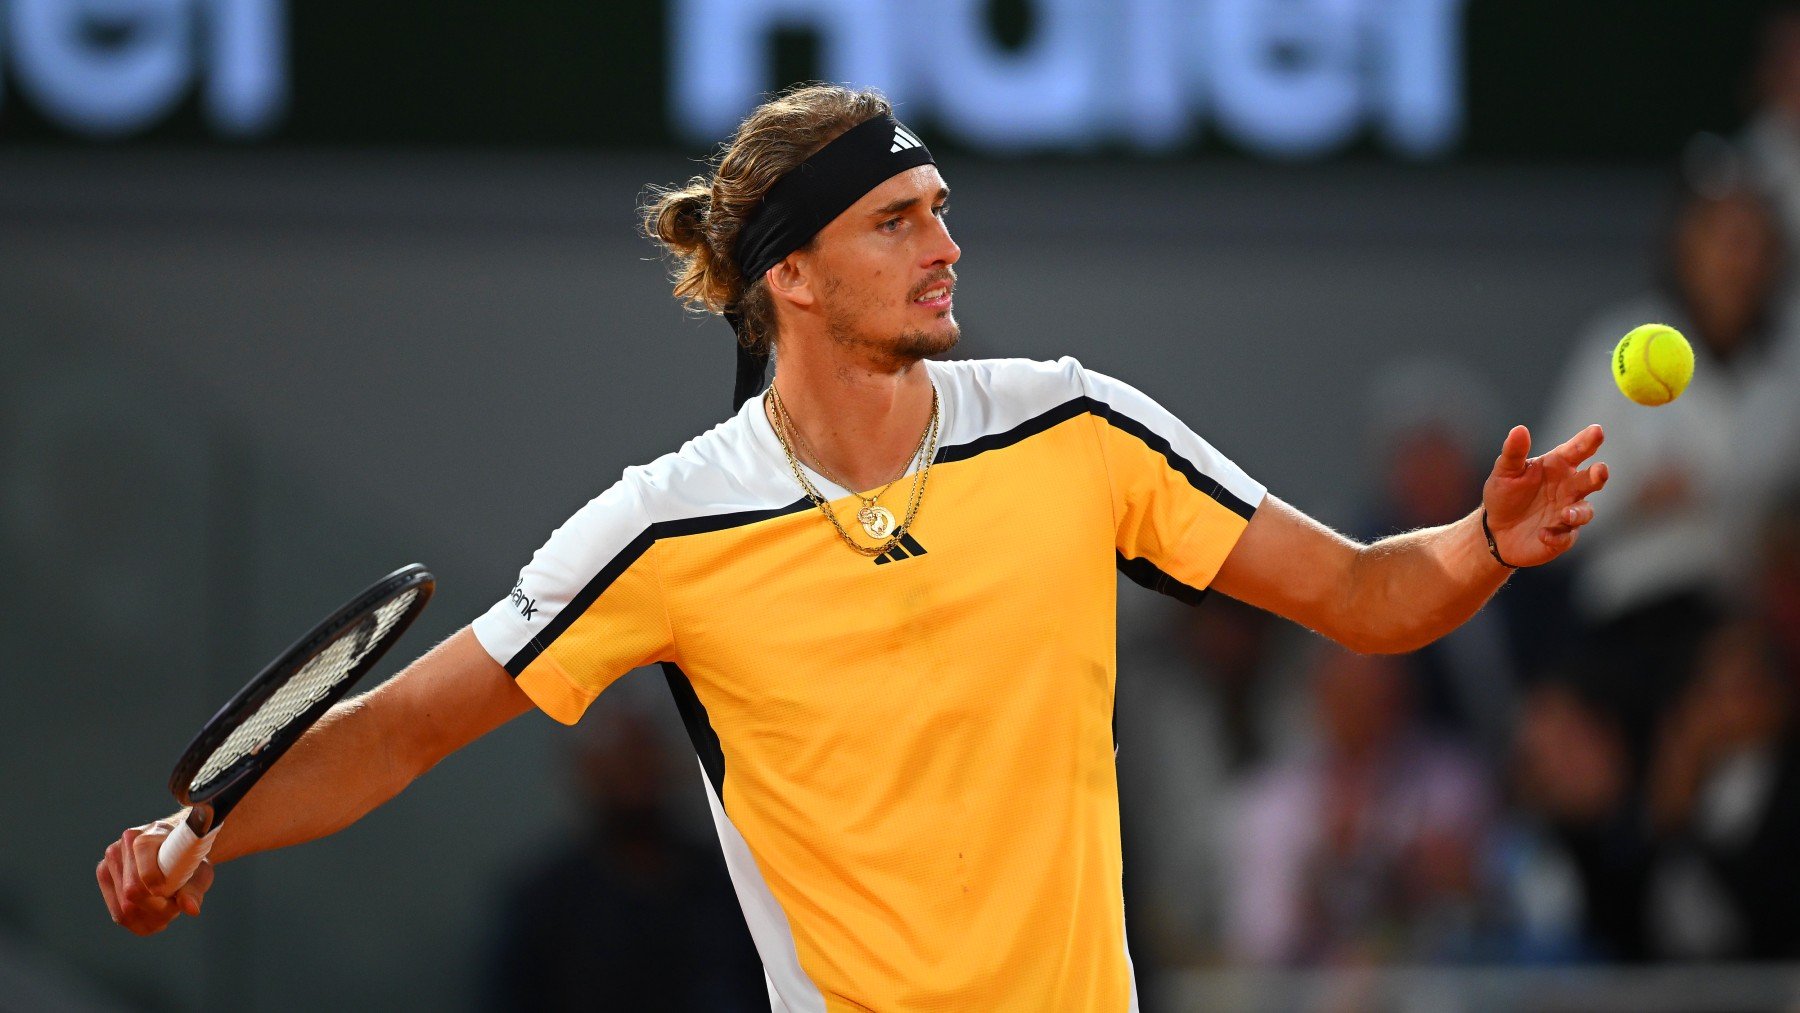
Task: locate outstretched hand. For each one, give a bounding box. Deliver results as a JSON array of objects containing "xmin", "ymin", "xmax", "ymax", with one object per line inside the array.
[{"xmin": 1481, "ymin": 424, "xmax": 1609, "ymax": 568}]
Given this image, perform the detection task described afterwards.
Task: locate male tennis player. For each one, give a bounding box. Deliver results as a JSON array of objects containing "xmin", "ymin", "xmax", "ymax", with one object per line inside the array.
[{"xmin": 100, "ymin": 84, "xmax": 1607, "ymax": 1010}]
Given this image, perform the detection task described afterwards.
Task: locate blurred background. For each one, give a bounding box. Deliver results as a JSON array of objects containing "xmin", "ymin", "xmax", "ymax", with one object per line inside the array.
[{"xmin": 8, "ymin": 1, "xmax": 1800, "ymax": 1010}]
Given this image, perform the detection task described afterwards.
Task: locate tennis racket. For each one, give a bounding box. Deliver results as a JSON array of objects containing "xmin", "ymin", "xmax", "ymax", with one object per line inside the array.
[{"xmin": 156, "ymin": 564, "xmax": 435, "ymax": 886}]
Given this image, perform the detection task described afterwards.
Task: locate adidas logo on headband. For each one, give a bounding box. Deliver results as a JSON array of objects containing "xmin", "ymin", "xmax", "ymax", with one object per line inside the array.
[{"xmin": 890, "ymin": 124, "xmax": 924, "ymax": 153}]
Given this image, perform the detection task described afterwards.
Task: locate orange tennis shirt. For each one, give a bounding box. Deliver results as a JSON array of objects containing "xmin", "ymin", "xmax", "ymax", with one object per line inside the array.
[{"xmin": 472, "ymin": 357, "xmax": 1264, "ymax": 1012}]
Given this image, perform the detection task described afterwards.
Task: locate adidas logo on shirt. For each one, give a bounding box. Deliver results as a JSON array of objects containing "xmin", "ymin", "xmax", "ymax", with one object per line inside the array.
[
  {"xmin": 890, "ymin": 125, "xmax": 924, "ymax": 153},
  {"xmin": 872, "ymin": 528, "xmax": 928, "ymax": 565}
]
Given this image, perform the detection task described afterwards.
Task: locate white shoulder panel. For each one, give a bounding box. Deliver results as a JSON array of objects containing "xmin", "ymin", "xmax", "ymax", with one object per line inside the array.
[
  {"xmin": 471, "ymin": 398, "xmax": 800, "ymax": 672},
  {"xmin": 1077, "ymin": 366, "xmax": 1266, "ymax": 516}
]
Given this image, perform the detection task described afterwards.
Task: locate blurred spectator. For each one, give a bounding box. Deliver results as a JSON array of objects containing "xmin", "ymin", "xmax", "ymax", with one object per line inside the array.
[
  {"xmin": 1224, "ymin": 646, "xmax": 1490, "ymax": 965},
  {"xmin": 1755, "ymin": 486, "xmax": 1800, "ymax": 674},
  {"xmin": 1167, "ymin": 593, "xmax": 1284, "ymax": 776},
  {"xmin": 1744, "ymin": 6, "xmax": 1800, "ymax": 278},
  {"xmin": 484, "ymin": 683, "xmax": 764, "ymax": 1011},
  {"xmin": 1645, "ymin": 619, "xmax": 1800, "ymax": 959},
  {"xmin": 1540, "ymin": 157, "xmax": 1800, "ymax": 766},
  {"xmin": 1115, "ymin": 594, "xmax": 1291, "ymax": 970},
  {"xmin": 1359, "ymin": 359, "xmax": 1533, "ymax": 763},
  {"xmin": 1363, "ymin": 359, "xmax": 1498, "ymax": 537},
  {"xmin": 1507, "ymin": 680, "xmax": 1648, "ymax": 960}
]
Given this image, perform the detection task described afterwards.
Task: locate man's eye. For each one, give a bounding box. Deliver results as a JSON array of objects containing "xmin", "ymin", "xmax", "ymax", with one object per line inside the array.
[
  {"xmin": 933, "ymin": 204, "xmax": 949, "ymax": 217},
  {"xmin": 880, "ymin": 218, "xmax": 902, "ymax": 232}
]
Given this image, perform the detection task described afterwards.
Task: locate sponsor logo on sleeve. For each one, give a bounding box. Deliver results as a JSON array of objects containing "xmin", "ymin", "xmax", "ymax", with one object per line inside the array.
[{"xmin": 509, "ymin": 579, "xmax": 539, "ymax": 621}]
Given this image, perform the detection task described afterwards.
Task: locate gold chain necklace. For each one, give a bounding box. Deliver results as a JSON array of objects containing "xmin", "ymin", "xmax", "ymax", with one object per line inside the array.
[
  {"xmin": 767, "ymin": 383, "xmax": 941, "ymax": 556},
  {"xmin": 774, "ymin": 387, "xmax": 929, "ymax": 538}
]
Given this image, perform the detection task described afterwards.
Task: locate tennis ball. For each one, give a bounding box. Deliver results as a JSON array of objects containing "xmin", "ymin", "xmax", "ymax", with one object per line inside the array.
[{"xmin": 1612, "ymin": 323, "xmax": 1694, "ymax": 406}]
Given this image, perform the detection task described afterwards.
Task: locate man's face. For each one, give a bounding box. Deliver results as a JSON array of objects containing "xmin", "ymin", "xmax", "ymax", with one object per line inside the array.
[
  {"xmin": 804, "ymin": 164, "xmax": 961, "ymax": 365},
  {"xmin": 1676, "ymin": 192, "xmax": 1783, "ymax": 356}
]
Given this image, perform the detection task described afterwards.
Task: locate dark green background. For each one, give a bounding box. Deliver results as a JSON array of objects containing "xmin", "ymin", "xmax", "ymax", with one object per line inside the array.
[{"xmin": 0, "ymin": 1, "xmax": 1782, "ymax": 158}]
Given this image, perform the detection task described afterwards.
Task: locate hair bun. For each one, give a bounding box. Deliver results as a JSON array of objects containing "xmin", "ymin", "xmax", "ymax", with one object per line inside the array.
[{"xmin": 649, "ymin": 181, "xmax": 714, "ymax": 257}]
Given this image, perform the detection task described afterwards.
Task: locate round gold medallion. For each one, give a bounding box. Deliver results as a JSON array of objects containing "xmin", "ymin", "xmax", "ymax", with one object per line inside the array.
[{"xmin": 859, "ymin": 505, "xmax": 896, "ymax": 539}]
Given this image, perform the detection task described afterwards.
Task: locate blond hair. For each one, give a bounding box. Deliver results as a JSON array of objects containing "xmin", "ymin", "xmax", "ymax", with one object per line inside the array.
[{"xmin": 640, "ymin": 83, "xmax": 894, "ymax": 354}]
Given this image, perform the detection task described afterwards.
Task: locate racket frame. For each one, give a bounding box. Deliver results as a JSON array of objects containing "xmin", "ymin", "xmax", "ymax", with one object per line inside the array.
[{"xmin": 160, "ymin": 564, "xmax": 434, "ymax": 876}]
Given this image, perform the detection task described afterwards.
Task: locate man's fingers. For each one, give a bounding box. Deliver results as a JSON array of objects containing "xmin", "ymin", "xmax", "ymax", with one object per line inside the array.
[
  {"xmin": 1560, "ymin": 500, "xmax": 1595, "ymax": 528},
  {"xmin": 116, "ymin": 842, "xmax": 176, "ymax": 935},
  {"xmin": 1578, "ymin": 462, "xmax": 1610, "ymax": 498},
  {"xmin": 1549, "ymin": 424, "xmax": 1605, "ymax": 468},
  {"xmin": 97, "ymin": 861, "xmax": 125, "ymax": 924},
  {"xmin": 117, "ymin": 829, "xmax": 147, "ymax": 905},
  {"xmin": 101, "ymin": 818, "xmax": 198, "ymax": 935},
  {"xmin": 1540, "ymin": 526, "xmax": 1579, "ymax": 552},
  {"xmin": 1494, "ymin": 425, "xmax": 1532, "ymax": 477},
  {"xmin": 119, "ymin": 831, "xmax": 172, "ymax": 916},
  {"xmin": 175, "ymin": 861, "xmax": 215, "ymax": 917},
  {"xmin": 129, "ymin": 820, "xmax": 175, "ymax": 897}
]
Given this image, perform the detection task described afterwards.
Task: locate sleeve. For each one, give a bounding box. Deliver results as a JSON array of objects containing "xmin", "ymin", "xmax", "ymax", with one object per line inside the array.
[
  {"xmin": 1076, "ymin": 361, "xmax": 1267, "ymax": 603},
  {"xmin": 470, "ymin": 472, "xmax": 674, "ymax": 725}
]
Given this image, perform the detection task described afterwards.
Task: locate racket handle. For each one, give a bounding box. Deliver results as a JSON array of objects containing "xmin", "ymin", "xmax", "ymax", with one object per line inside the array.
[{"xmin": 156, "ymin": 813, "xmax": 220, "ymax": 888}]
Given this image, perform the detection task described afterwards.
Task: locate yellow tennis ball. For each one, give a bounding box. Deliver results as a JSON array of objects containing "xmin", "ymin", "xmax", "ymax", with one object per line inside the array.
[{"xmin": 1612, "ymin": 323, "xmax": 1694, "ymax": 406}]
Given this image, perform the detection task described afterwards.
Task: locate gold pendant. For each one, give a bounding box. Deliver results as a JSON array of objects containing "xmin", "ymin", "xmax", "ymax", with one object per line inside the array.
[{"xmin": 859, "ymin": 505, "xmax": 896, "ymax": 539}]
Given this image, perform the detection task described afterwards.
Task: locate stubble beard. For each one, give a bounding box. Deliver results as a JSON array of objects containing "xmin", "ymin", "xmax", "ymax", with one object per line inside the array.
[
  {"xmin": 826, "ymin": 318, "xmax": 960, "ymax": 370},
  {"xmin": 892, "ymin": 320, "xmax": 961, "ymax": 361},
  {"xmin": 817, "ymin": 269, "xmax": 957, "ymax": 372},
  {"xmin": 824, "ymin": 292, "xmax": 961, "ymax": 369}
]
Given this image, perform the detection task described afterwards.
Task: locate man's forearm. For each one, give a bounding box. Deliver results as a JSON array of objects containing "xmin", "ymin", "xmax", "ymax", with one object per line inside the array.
[
  {"xmin": 1213, "ymin": 428, "xmax": 1601, "ymax": 656},
  {"xmin": 207, "ymin": 686, "xmax": 419, "ymax": 864},
  {"xmin": 202, "ymin": 627, "xmax": 530, "ymax": 864},
  {"xmin": 1336, "ymin": 509, "xmax": 1511, "ymax": 655}
]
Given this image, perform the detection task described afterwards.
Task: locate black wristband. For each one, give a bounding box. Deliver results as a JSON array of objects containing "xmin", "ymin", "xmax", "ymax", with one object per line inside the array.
[{"xmin": 1480, "ymin": 509, "xmax": 1519, "ymax": 569}]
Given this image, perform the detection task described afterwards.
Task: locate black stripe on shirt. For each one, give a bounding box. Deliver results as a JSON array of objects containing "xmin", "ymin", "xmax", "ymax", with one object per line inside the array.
[
  {"xmin": 936, "ymin": 396, "xmax": 1256, "ymax": 521},
  {"xmin": 504, "ymin": 497, "xmax": 810, "ymax": 676},
  {"xmin": 1116, "ymin": 551, "xmax": 1209, "ymax": 606},
  {"xmin": 508, "ymin": 393, "xmax": 1250, "ymax": 674},
  {"xmin": 663, "ymin": 661, "xmax": 728, "ymax": 802}
]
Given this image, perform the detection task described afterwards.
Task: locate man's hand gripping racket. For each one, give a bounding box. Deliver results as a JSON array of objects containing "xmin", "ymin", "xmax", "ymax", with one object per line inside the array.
[{"xmin": 97, "ymin": 565, "xmax": 434, "ymax": 934}]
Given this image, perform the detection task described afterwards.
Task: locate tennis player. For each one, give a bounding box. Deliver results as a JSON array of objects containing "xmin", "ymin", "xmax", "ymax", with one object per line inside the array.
[{"xmin": 99, "ymin": 84, "xmax": 1608, "ymax": 1010}]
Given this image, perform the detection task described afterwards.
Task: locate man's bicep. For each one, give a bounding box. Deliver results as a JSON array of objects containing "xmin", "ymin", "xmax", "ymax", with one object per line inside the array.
[
  {"xmin": 370, "ymin": 626, "xmax": 534, "ymax": 774},
  {"xmin": 1210, "ymin": 495, "xmax": 1359, "ymax": 633}
]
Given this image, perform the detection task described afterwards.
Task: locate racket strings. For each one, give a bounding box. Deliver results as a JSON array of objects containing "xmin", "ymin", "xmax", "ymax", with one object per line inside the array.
[{"xmin": 188, "ymin": 589, "xmax": 421, "ymax": 795}]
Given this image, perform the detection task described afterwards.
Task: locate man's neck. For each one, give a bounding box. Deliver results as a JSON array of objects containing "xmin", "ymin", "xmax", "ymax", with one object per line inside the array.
[{"xmin": 768, "ymin": 344, "xmax": 936, "ymax": 494}]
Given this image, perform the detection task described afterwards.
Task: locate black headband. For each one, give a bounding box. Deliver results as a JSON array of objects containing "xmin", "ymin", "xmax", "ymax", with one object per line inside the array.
[
  {"xmin": 728, "ymin": 113, "xmax": 935, "ymax": 408},
  {"xmin": 734, "ymin": 114, "xmax": 935, "ymax": 281}
]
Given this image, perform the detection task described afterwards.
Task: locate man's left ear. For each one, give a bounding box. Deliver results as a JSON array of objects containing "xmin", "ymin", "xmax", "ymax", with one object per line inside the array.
[{"xmin": 765, "ymin": 253, "xmax": 816, "ymax": 310}]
